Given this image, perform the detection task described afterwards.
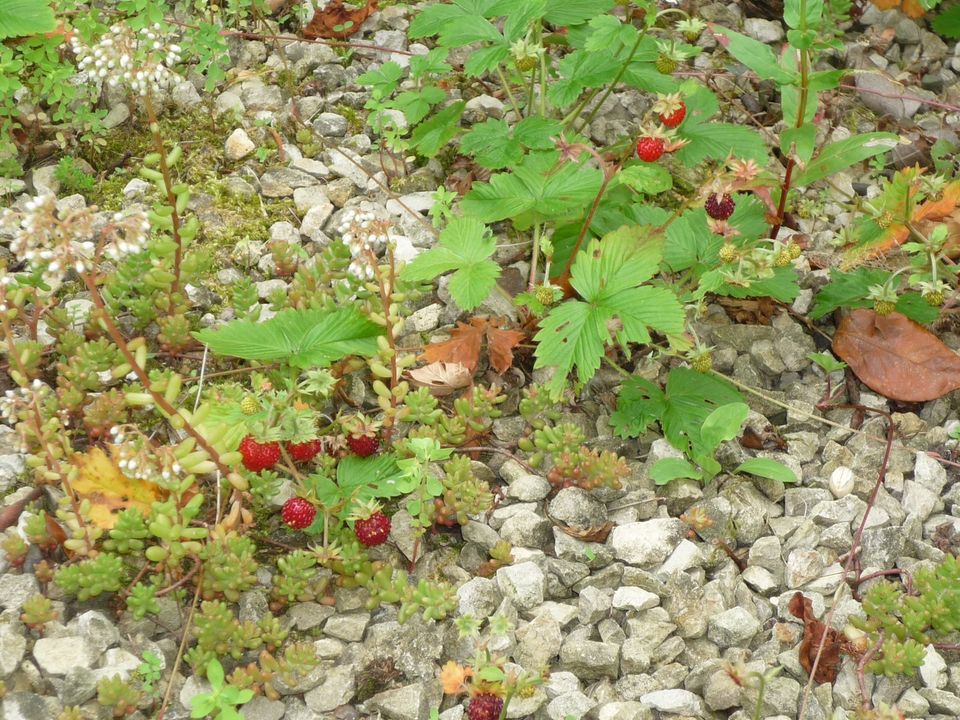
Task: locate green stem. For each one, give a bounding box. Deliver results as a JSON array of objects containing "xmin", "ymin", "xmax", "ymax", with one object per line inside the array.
[
  {"xmin": 497, "ymin": 686, "xmax": 517, "ymax": 720},
  {"xmin": 528, "ymin": 224, "xmax": 542, "ymax": 291},
  {"xmin": 496, "ymin": 66, "xmax": 523, "ymax": 119},
  {"xmin": 564, "ymin": 27, "xmax": 648, "ymax": 131}
]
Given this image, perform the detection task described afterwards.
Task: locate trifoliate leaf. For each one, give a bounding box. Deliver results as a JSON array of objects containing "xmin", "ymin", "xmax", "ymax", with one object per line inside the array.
[
  {"xmin": 460, "ymin": 151, "xmax": 602, "ymax": 230},
  {"xmin": 409, "ymin": 101, "xmax": 465, "ymax": 157},
  {"xmin": 400, "ymin": 216, "xmax": 500, "ymax": 310},
  {"xmin": 535, "ymin": 226, "xmax": 685, "ymax": 395},
  {"xmin": 548, "ymin": 49, "xmax": 620, "ymax": 107},
  {"xmin": 674, "ymin": 86, "xmax": 767, "ymax": 165}
]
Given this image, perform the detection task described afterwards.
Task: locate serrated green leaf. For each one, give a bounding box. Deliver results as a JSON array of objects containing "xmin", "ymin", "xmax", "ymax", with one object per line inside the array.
[
  {"xmin": 438, "ymin": 16, "xmax": 503, "ymax": 46},
  {"xmin": 193, "ymin": 308, "xmax": 382, "ymax": 369},
  {"xmin": 736, "ymin": 458, "xmax": 798, "ymax": 483},
  {"xmin": 793, "ymin": 133, "xmax": 899, "ymax": 187},
  {"xmin": 460, "ymin": 152, "xmax": 602, "ymax": 229},
  {"xmin": 497, "ymin": 0, "xmax": 547, "ymax": 41},
  {"xmin": 409, "ymin": 101, "xmax": 465, "ymax": 157},
  {"xmin": 674, "ymin": 87, "xmax": 766, "ymax": 165},
  {"xmin": 810, "ymin": 268, "xmax": 888, "ymax": 319},
  {"xmin": 622, "ymin": 62, "xmax": 682, "ymax": 94},
  {"xmin": 465, "ymin": 43, "xmax": 510, "ymax": 77},
  {"xmin": 535, "ymin": 228, "xmax": 684, "ymax": 394},
  {"xmin": 933, "ymin": 4, "xmax": 960, "ymax": 39},
  {"xmin": 357, "ymin": 61, "xmax": 404, "ymax": 98},
  {"xmin": 394, "ymin": 86, "xmax": 446, "ymax": 125},
  {"xmin": 0, "ymin": 0, "xmax": 55, "ymax": 40},
  {"xmin": 400, "ymin": 216, "xmax": 500, "ymax": 310},
  {"xmin": 459, "ymin": 119, "xmax": 523, "ymax": 169},
  {"xmin": 410, "ymin": 48, "xmax": 452, "ymax": 78},
  {"xmin": 584, "ymin": 15, "xmax": 637, "ymax": 53},
  {"xmin": 650, "ymin": 457, "xmax": 703, "ymax": 485},
  {"xmin": 548, "ymin": 49, "xmax": 620, "ymax": 107},
  {"xmin": 544, "ymin": 0, "xmax": 614, "ymax": 24},
  {"xmin": 619, "ymin": 368, "xmax": 745, "ymax": 456},
  {"xmin": 700, "ymin": 402, "xmax": 750, "ymax": 452},
  {"xmin": 513, "ymin": 116, "xmax": 563, "ymax": 150},
  {"xmin": 713, "ymin": 27, "xmax": 798, "ymax": 84},
  {"xmin": 662, "ymin": 209, "xmax": 720, "ymax": 273},
  {"xmin": 618, "ymin": 164, "xmax": 672, "ymax": 196}
]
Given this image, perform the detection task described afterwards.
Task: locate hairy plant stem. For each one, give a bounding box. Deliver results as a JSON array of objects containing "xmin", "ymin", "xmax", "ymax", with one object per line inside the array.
[
  {"xmin": 0, "ymin": 313, "xmax": 92, "ymax": 549},
  {"xmin": 143, "ymin": 92, "xmax": 185, "ymax": 303},
  {"xmin": 528, "ymin": 223, "xmax": 543, "ymax": 291},
  {"xmin": 769, "ymin": 7, "xmax": 811, "ymax": 239},
  {"xmin": 574, "ymin": 27, "xmax": 648, "ymax": 134},
  {"xmin": 79, "ymin": 271, "xmax": 233, "ymax": 481},
  {"xmin": 496, "ymin": 66, "xmax": 523, "ymax": 120}
]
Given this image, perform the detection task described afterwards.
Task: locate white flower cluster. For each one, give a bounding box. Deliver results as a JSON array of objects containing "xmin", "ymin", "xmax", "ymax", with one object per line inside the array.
[
  {"xmin": 0, "ymin": 381, "xmax": 48, "ymax": 426},
  {"xmin": 70, "ymin": 23, "xmax": 182, "ymax": 96},
  {"xmin": 109, "ymin": 426, "xmax": 182, "ymax": 483},
  {"xmin": 336, "ymin": 208, "xmax": 391, "ymax": 281},
  {"xmin": 1, "ymin": 196, "xmax": 150, "ymax": 284}
]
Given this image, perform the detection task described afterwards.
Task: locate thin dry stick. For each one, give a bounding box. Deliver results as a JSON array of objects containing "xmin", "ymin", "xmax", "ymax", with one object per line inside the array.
[{"xmin": 797, "ymin": 418, "xmax": 895, "ymax": 718}]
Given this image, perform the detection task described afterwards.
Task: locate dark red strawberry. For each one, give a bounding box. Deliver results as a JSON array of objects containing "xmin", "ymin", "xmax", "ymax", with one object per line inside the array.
[
  {"xmin": 287, "ymin": 439, "xmax": 322, "ymax": 463},
  {"xmin": 353, "ymin": 504, "xmax": 391, "ymax": 547},
  {"xmin": 704, "ymin": 192, "xmax": 736, "ymax": 220},
  {"xmin": 636, "ymin": 136, "xmax": 665, "ymax": 162},
  {"xmin": 239, "ymin": 436, "xmax": 281, "ymax": 472},
  {"xmin": 467, "ymin": 694, "xmax": 504, "ymax": 720},
  {"xmin": 281, "ymin": 497, "xmax": 317, "ymax": 529},
  {"xmin": 659, "ymin": 102, "xmax": 686, "ymax": 128},
  {"xmin": 347, "ymin": 434, "xmax": 379, "ymax": 458}
]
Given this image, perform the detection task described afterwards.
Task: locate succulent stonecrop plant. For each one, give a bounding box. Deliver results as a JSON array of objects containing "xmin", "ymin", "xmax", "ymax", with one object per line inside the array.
[
  {"xmin": 519, "ymin": 421, "xmax": 629, "ymax": 491},
  {"xmin": 850, "ymin": 555, "xmax": 960, "ymax": 678},
  {"xmin": 20, "ymin": 593, "xmax": 58, "ymax": 632},
  {"xmin": 97, "ymin": 674, "xmax": 143, "ymax": 718},
  {"xmin": 402, "ymin": 385, "xmax": 506, "ymax": 447}
]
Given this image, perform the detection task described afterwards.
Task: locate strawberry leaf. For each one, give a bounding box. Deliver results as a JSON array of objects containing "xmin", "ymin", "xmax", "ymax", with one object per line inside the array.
[
  {"xmin": 193, "ymin": 308, "xmax": 381, "ymax": 369},
  {"xmin": 534, "ymin": 226, "xmax": 685, "ymax": 395},
  {"xmin": 400, "ymin": 217, "xmax": 500, "ymax": 310}
]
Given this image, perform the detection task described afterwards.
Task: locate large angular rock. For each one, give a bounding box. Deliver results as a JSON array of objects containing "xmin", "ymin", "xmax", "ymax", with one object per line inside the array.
[
  {"xmin": 33, "ymin": 636, "xmax": 99, "ymax": 675},
  {"xmin": 609, "ymin": 519, "xmax": 684, "ymax": 567}
]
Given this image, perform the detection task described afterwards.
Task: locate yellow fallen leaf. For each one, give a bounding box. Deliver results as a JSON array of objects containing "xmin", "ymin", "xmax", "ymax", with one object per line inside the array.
[
  {"xmin": 871, "ymin": 0, "xmax": 925, "ymax": 18},
  {"xmin": 70, "ymin": 446, "xmax": 164, "ymax": 528}
]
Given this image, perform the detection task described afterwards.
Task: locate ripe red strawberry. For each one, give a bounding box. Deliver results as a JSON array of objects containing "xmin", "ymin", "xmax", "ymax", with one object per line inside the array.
[
  {"xmin": 636, "ymin": 136, "xmax": 665, "ymax": 162},
  {"xmin": 286, "ymin": 439, "xmax": 323, "ymax": 463},
  {"xmin": 353, "ymin": 502, "xmax": 391, "ymax": 547},
  {"xmin": 467, "ymin": 694, "xmax": 504, "ymax": 720},
  {"xmin": 704, "ymin": 192, "xmax": 736, "ymax": 220},
  {"xmin": 347, "ymin": 434, "xmax": 379, "ymax": 457},
  {"xmin": 239, "ymin": 435, "xmax": 281, "ymax": 472},
  {"xmin": 659, "ymin": 102, "xmax": 686, "ymax": 128},
  {"xmin": 281, "ymin": 497, "xmax": 317, "ymax": 529}
]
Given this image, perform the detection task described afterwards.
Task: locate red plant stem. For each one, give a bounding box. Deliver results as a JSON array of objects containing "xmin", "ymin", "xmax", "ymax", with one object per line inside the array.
[
  {"xmin": 558, "ymin": 165, "xmax": 618, "ymax": 281},
  {"xmin": 799, "ymin": 418, "xmax": 895, "ymax": 716},
  {"xmin": 79, "ymin": 271, "xmax": 233, "ymax": 479},
  {"xmin": 857, "ymin": 631, "xmax": 885, "ymax": 710},
  {"xmin": 143, "ymin": 93, "xmax": 185, "ymax": 302},
  {"xmin": 850, "ymin": 568, "xmax": 914, "ymax": 599}
]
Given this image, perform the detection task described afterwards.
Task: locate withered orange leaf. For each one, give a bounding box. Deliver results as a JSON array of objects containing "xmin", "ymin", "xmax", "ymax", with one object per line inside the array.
[
  {"xmin": 422, "ymin": 317, "xmax": 524, "ymax": 374},
  {"xmin": 303, "ymin": 0, "xmax": 377, "ymax": 40},
  {"xmin": 833, "ymin": 309, "xmax": 960, "ymax": 402},
  {"xmin": 424, "ymin": 320, "xmax": 484, "ymax": 373},
  {"xmin": 408, "ymin": 361, "xmax": 473, "ymax": 396},
  {"xmin": 842, "ymin": 178, "xmax": 960, "ymax": 268},
  {"xmin": 70, "ymin": 446, "xmax": 165, "ymax": 529},
  {"xmin": 788, "ymin": 592, "xmax": 845, "ymax": 684},
  {"xmin": 870, "ymin": 0, "xmax": 925, "ymax": 18},
  {"xmin": 486, "ymin": 320, "xmax": 525, "ymax": 374}
]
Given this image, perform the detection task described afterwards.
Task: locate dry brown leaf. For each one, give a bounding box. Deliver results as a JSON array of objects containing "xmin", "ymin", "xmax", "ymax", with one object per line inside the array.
[
  {"xmin": 70, "ymin": 446, "xmax": 165, "ymax": 529},
  {"xmin": 303, "ymin": 0, "xmax": 377, "ymax": 40},
  {"xmin": 870, "ymin": 0, "xmax": 925, "ymax": 18},
  {"xmin": 557, "ymin": 521, "xmax": 615, "ymax": 543},
  {"xmin": 422, "ymin": 317, "xmax": 525, "ymax": 374},
  {"xmin": 788, "ymin": 592, "xmax": 845, "ymax": 684},
  {"xmin": 408, "ymin": 362, "xmax": 473, "ymax": 396},
  {"xmin": 833, "ymin": 309, "xmax": 960, "ymax": 402}
]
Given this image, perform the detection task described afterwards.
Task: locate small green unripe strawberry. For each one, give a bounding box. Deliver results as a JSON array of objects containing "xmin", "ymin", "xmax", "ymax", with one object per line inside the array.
[
  {"xmin": 923, "ymin": 290, "xmax": 944, "ymax": 307},
  {"xmin": 775, "ymin": 250, "xmax": 792, "ymax": 267},
  {"xmin": 515, "ymin": 55, "xmax": 537, "ymax": 72},
  {"xmin": 655, "ymin": 53, "xmax": 677, "ymax": 74},
  {"xmin": 719, "ymin": 244, "xmax": 738, "ymax": 263},
  {"xmin": 874, "ymin": 300, "xmax": 896, "ymax": 316},
  {"xmin": 690, "ymin": 351, "xmax": 713, "ymax": 373},
  {"xmin": 534, "ymin": 284, "xmax": 558, "ymax": 307},
  {"xmin": 240, "ymin": 396, "xmax": 258, "ymax": 415},
  {"xmin": 788, "ymin": 242, "xmax": 802, "ymax": 259}
]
